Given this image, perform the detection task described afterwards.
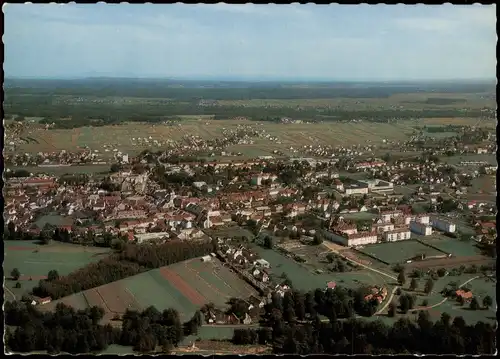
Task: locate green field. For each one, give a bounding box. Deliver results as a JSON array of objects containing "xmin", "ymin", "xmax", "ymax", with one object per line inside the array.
[
  {"xmin": 4, "ymin": 240, "xmax": 111, "ymax": 300},
  {"xmin": 359, "ymin": 240, "xmax": 445, "ymax": 265},
  {"xmin": 123, "ymin": 269, "xmax": 197, "ymax": 322},
  {"xmin": 420, "ymin": 237, "xmax": 482, "ymax": 257},
  {"xmin": 9, "ymin": 165, "xmax": 110, "ymax": 175},
  {"xmin": 167, "ymin": 258, "xmax": 259, "ymax": 308},
  {"xmin": 251, "ymin": 245, "xmax": 392, "ymax": 291}
]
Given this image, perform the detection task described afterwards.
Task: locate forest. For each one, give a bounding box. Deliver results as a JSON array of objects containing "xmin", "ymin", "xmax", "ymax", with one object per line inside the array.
[
  {"xmin": 4, "ymin": 301, "xmax": 203, "ymax": 354},
  {"xmin": 4, "ymin": 79, "xmax": 494, "ymax": 127},
  {"xmin": 5, "ymin": 284, "xmax": 496, "ymax": 355},
  {"xmin": 230, "ymin": 287, "xmax": 496, "ymax": 355}
]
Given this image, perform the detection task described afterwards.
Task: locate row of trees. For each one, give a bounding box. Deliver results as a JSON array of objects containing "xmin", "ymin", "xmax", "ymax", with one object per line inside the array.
[
  {"xmin": 32, "ymin": 240, "xmax": 214, "ymax": 299},
  {"xmin": 4, "ymin": 301, "xmax": 202, "ymax": 354}
]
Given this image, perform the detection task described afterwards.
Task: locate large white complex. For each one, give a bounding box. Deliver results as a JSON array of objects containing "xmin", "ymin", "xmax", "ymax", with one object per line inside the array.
[
  {"xmin": 409, "ymin": 221, "xmax": 433, "ymax": 236},
  {"xmin": 431, "ymin": 217, "xmax": 456, "ymax": 233},
  {"xmin": 359, "ymin": 179, "xmax": 394, "ymax": 193},
  {"xmin": 384, "ymin": 228, "xmax": 412, "ymax": 242}
]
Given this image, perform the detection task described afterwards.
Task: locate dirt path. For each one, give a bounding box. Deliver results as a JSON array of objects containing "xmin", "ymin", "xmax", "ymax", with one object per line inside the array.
[
  {"xmin": 375, "ymin": 286, "xmax": 400, "ymax": 315},
  {"xmin": 5, "ymin": 286, "xmax": 17, "ymax": 301},
  {"xmin": 322, "ymin": 241, "xmax": 397, "ymax": 281},
  {"xmin": 408, "ymin": 275, "xmax": 482, "ymax": 312}
]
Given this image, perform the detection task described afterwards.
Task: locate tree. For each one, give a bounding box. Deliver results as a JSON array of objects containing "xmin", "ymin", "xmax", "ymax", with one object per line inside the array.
[
  {"xmin": 424, "ymin": 278, "xmax": 434, "ymax": 295},
  {"xmin": 15, "ymin": 282, "xmax": 21, "ymax": 289},
  {"xmin": 397, "ymin": 271, "xmax": 406, "ymax": 286},
  {"xmin": 469, "ymin": 297, "xmax": 480, "ymax": 311},
  {"xmin": 47, "ymin": 270, "xmax": 60, "ymax": 282},
  {"xmin": 11, "ymin": 268, "xmax": 21, "ymax": 281},
  {"xmin": 312, "ymin": 233, "xmax": 323, "ymax": 245},
  {"xmin": 437, "ymin": 268, "xmax": 447, "ymax": 277},
  {"xmin": 388, "ymin": 302, "xmax": 397, "ymax": 317},
  {"xmin": 482, "ymin": 295, "xmax": 493, "ymax": 309},
  {"xmin": 399, "ymin": 295, "xmax": 410, "ymax": 314},
  {"xmin": 409, "ymin": 278, "xmax": 418, "ymax": 291},
  {"xmin": 263, "ymin": 236, "xmax": 273, "ymax": 249}
]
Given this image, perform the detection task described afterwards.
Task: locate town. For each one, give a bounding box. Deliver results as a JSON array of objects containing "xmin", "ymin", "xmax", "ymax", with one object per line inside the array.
[{"xmin": 3, "ymin": 3, "xmax": 496, "ymax": 356}]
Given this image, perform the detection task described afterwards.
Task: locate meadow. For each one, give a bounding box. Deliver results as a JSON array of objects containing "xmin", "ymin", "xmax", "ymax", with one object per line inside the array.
[
  {"xmin": 39, "ymin": 257, "xmax": 259, "ymax": 324},
  {"xmin": 4, "ymin": 240, "xmax": 111, "ymax": 301}
]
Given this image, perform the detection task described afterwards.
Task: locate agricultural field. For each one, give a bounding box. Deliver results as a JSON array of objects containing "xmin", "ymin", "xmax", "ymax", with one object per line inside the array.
[
  {"xmin": 38, "ymin": 257, "xmax": 259, "ymax": 324},
  {"xmin": 204, "ymin": 225, "xmax": 254, "ymax": 240},
  {"xmin": 215, "ymin": 93, "xmax": 494, "ymax": 111},
  {"xmin": 8, "ymin": 165, "xmax": 110, "ymax": 176},
  {"xmin": 251, "ymin": 244, "xmax": 392, "ymax": 292},
  {"xmin": 358, "ymin": 240, "xmax": 446, "ymax": 266},
  {"xmin": 3, "ymin": 240, "xmax": 111, "ymax": 301},
  {"xmin": 7, "ymin": 117, "xmax": 493, "ymax": 158}
]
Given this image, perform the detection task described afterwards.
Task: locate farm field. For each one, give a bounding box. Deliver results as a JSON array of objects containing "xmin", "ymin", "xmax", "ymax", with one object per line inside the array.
[
  {"xmin": 3, "ymin": 240, "xmax": 111, "ymax": 301},
  {"xmin": 8, "ymin": 118, "xmax": 493, "ymax": 157},
  {"xmin": 358, "ymin": 240, "xmax": 446, "ymax": 265},
  {"xmin": 251, "ymin": 245, "xmax": 392, "ymax": 291},
  {"xmin": 38, "ymin": 257, "xmax": 259, "ymax": 324},
  {"xmin": 8, "ymin": 164, "xmax": 110, "ymax": 176}
]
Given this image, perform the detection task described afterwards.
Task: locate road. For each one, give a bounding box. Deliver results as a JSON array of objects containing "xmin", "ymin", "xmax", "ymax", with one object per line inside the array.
[
  {"xmin": 4, "ymin": 285, "xmax": 17, "ymax": 301},
  {"xmin": 407, "ymin": 275, "xmax": 482, "ymax": 313},
  {"xmin": 375, "ymin": 286, "xmax": 400, "ymax": 315}
]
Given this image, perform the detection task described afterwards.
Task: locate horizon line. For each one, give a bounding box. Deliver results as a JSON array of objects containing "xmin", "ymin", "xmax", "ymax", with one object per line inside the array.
[{"xmin": 5, "ymin": 76, "xmax": 497, "ymax": 84}]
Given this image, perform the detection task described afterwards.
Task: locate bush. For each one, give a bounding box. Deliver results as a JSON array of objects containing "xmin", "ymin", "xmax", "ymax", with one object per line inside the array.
[{"xmin": 15, "ymin": 282, "xmax": 21, "ymax": 289}]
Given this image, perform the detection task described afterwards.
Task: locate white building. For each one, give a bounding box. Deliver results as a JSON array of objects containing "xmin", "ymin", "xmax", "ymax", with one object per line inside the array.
[
  {"xmin": 344, "ymin": 184, "xmax": 369, "ymax": 196},
  {"xmin": 410, "ymin": 221, "xmax": 433, "ymax": 236},
  {"xmin": 380, "ymin": 210, "xmax": 403, "ymax": 223},
  {"xmin": 254, "ymin": 259, "xmax": 270, "ymax": 269},
  {"xmin": 384, "ymin": 228, "xmax": 411, "ymax": 242},
  {"xmin": 359, "ymin": 179, "xmax": 394, "ymax": 193},
  {"xmin": 323, "ymin": 230, "xmax": 377, "ymax": 247},
  {"xmin": 431, "ymin": 217, "xmax": 456, "ymax": 233},
  {"xmin": 134, "ymin": 232, "xmax": 170, "ymax": 244},
  {"xmin": 373, "ymin": 222, "xmax": 395, "ymax": 234}
]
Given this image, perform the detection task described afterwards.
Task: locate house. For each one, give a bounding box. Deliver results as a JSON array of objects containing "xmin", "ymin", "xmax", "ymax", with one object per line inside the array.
[
  {"xmin": 254, "ymin": 259, "xmax": 270, "ymax": 269},
  {"xmin": 455, "ymin": 289, "xmax": 473, "ymax": 302},
  {"xmin": 201, "ymin": 255, "xmax": 212, "ymax": 262},
  {"xmin": 326, "ymin": 281, "xmax": 337, "ymax": 290}
]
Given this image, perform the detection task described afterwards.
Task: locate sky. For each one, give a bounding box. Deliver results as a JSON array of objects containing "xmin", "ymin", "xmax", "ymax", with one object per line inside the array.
[{"xmin": 3, "ymin": 3, "xmax": 497, "ymax": 81}]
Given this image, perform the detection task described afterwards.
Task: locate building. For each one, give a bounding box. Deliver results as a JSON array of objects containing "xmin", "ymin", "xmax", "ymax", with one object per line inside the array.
[
  {"xmin": 254, "ymin": 259, "xmax": 270, "ymax": 269},
  {"xmin": 201, "ymin": 255, "xmax": 212, "ymax": 262},
  {"xmin": 384, "ymin": 228, "xmax": 411, "ymax": 242},
  {"xmin": 359, "ymin": 179, "xmax": 394, "ymax": 193},
  {"xmin": 323, "ymin": 230, "xmax": 378, "ymax": 247},
  {"xmin": 431, "ymin": 217, "xmax": 456, "ymax": 233},
  {"xmin": 380, "ymin": 210, "xmax": 403, "ymax": 223},
  {"xmin": 455, "ymin": 289, "xmax": 473, "ymax": 302},
  {"xmin": 344, "ymin": 182, "xmax": 369, "ymax": 196},
  {"xmin": 134, "ymin": 232, "xmax": 170, "ymax": 244},
  {"xmin": 410, "ymin": 221, "xmax": 433, "ymax": 236}
]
